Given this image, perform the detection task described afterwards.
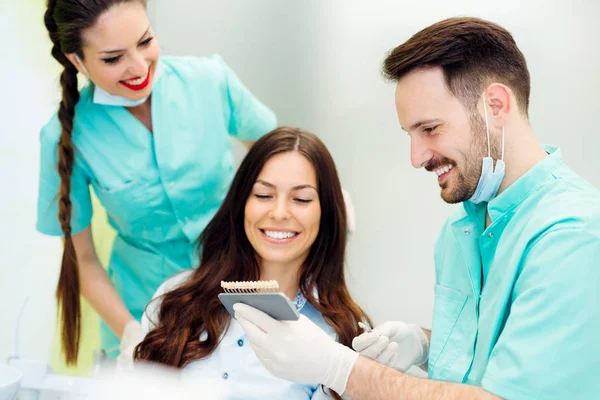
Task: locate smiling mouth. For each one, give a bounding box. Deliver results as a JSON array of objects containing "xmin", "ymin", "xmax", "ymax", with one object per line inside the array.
[
  {"xmin": 119, "ymin": 67, "xmax": 151, "ymax": 91},
  {"xmin": 433, "ymin": 164, "xmax": 453, "ymax": 184},
  {"xmin": 260, "ymin": 229, "xmax": 299, "ymax": 243}
]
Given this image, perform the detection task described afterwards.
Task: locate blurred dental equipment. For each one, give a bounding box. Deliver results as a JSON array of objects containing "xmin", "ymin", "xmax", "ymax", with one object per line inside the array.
[
  {"xmin": 3, "ymin": 296, "xmax": 225, "ymax": 399},
  {"xmin": 0, "ymin": 364, "xmax": 22, "ymax": 400}
]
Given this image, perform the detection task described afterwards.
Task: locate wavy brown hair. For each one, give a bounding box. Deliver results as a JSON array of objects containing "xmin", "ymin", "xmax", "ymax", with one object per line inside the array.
[
  {"xmin": 44, "ymin": 0, "xmax": 146, "ymax": 364},
  {"xmin": 135, "ymin": 127, "xmax": 370, "ymax": 398}
]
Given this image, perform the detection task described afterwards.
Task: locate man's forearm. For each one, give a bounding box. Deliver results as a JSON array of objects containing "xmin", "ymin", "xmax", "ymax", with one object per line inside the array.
[{"xmin": 344, "ymin": 356, "xmax": 501, "ymax": 400}]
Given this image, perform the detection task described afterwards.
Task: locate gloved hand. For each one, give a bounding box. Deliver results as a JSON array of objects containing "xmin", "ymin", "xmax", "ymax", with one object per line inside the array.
[
  {"xmin": 116, "ymin": 319, "xmax": 143, "ymax": 370},
  {"xmin": 341, "ymin": 188, "xmax": 356, "ymax": 237},
  {"xmin": 352, "ymin": 321, "xmax": 428, "ymax": 372},
  {"xmin": 234, "ymin": 303, "xmax": 358, "ymax": 395}
]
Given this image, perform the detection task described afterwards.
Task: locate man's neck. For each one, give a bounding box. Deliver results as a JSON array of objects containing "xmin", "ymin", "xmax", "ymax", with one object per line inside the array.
[
  {"xmin": 495, "ymin": 123, "xmax": 547, "ymax": 196},
  {"xmin": 482, "ymin": 121, "xmax": 546, "ymax": 229}
]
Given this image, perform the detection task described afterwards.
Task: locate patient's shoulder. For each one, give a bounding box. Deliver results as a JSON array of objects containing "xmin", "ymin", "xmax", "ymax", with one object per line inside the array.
[
  {"xmin": 154, "ymin": 270, "xmax": 195, "ymax": 299},
  {"xmin": 141, "ymin": 269, "xmax": 195, "ymax": 335}
]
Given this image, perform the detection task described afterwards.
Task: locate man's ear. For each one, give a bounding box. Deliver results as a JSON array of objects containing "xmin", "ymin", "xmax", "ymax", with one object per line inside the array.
[{"xmin": 483, "ymin": 83, "xmax": 512, "ymax": 129}]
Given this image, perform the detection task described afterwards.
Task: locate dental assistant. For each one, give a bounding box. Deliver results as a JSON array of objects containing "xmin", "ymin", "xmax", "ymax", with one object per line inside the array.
[
  {"xmin": 38, "ymin": 0, "xmax": 276, "ymax": 366},
  {"xmin": 234, "ymin": 17, "xmax": 600, "ymax": 400}
]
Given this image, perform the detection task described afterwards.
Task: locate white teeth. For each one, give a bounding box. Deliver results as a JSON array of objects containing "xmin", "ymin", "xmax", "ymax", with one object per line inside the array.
[
  {"xmin": 434, "ymin": 164, "xmax": 453, "ymax": 176},
  {"xmin": 124, "ymin": 74, "xmax": 147, "ymax": 85},
  {"xmin": 264, "ymin": 230, "xmax": 296, "ymax": 240}
]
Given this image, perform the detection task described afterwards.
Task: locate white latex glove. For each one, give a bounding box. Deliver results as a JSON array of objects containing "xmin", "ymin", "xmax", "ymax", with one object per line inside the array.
[
  {"xmin": 352, "ymin": 321, "xmax": 428, "ymax": 372},
  {"xmin": 341, "ymin": 188, "xmax": 356, "ymax": 237},
  {"xmin": 234, "ymin": 303, "xmax": 359, "ymax": 395},
  {"xmin": 116, "ymin": 320, "xmax": 143, "ymax": 370}
]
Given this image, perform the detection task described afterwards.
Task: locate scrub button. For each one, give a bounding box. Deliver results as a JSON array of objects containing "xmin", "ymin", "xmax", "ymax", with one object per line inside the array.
[
  {"xmin": 488, "ymin": 232, "xmax": 494, "ymax": 238},
  {"xmin": 222, "ymin": 372, "xmax": 229, "ymax": 380},
  {"xmin": 464, "ymin": 229, "xmax": 471, "ymax": 235},
  {"xmin": 238, "ymin": 339, "xmax": 244, "ymax": 347}
]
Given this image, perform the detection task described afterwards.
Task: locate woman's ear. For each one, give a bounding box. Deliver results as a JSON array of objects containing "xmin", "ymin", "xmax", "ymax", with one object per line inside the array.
[{"xmin": 65, "ymin": 53, "xmax": 88, "ymax": 77}]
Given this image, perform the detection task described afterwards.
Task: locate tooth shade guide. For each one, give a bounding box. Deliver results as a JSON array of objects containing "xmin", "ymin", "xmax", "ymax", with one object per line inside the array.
[{"xmin": 220, "ymin": 280, "xmax": 280, "ymax": 294}]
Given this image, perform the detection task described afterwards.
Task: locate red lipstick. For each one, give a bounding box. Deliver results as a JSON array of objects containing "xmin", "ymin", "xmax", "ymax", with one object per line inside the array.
[{"xmin": 119, "ymin": 68, "xmax": 151, "ymax": 91}]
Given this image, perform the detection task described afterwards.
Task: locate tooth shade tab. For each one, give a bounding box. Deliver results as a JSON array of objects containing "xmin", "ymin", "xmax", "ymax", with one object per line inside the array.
[{"xmin": 221, "ymin": 280, "xmax": 280, "ymax": 293}]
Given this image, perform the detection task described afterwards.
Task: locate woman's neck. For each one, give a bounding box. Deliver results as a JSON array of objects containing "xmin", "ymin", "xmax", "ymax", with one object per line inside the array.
[
  {"xmin": 259, "ymin": 260, "xmax": 302, "ymax": 301},
  {"xmin": 126, "ymin": 95, "xmax": 153, "ymax": 133}
]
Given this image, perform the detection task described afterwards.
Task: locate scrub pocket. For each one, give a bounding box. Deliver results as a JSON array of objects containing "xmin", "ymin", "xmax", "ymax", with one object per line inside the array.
[
  {"xmin": 92, "ymin": 178, "xmax": 151, "ymax": 223},
  {"xmin": 428, "ymin": 284, "xmax": 469, "ymax": 381}
]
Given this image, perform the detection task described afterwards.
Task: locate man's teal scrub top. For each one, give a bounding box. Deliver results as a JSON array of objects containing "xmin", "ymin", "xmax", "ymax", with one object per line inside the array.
[{"xmin": 430, "ymin": 145, "xmax": 600, "ymax": 399}]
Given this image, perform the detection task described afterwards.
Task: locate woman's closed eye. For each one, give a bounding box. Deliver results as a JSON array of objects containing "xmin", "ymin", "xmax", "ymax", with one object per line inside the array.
[
  {"xmin": 254, "ymin": 194, "xmax": 272, "ymax": 200},
  {"xmin": 294, "ymin": 198, "xmax": 312, "ymax": 204},
  {"xmin": 102, "ymin": 55, "xmax": 122, "ymax": 65},
  {"xmin": 139, "ymin": 36, "xmax": 154, "ymax": 48},
  {"xmin": 101, "ymin": 37, "xmax": 154, "ymax": 65}
]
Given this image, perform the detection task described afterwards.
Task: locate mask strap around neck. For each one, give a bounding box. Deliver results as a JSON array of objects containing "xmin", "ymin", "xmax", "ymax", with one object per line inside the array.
[
  {"xmin": 482, "ymin": 93, "xmax": 491, "ymax": 158},
  {"xmin": 500, "ymin": 126, "xmax": 505, "ymax": 162}
]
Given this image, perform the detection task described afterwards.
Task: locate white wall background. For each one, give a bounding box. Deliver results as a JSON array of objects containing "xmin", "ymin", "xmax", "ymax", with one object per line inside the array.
[
  {"xmin": 2, "ymin": 0, "xmax": 599, "ymax": 365},
  {"xmin": 0, "ymin": 0, "xmax": 63, "ymax": 363}
]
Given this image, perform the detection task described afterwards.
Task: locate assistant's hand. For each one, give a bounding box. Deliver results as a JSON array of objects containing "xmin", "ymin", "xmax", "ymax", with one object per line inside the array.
[{"xmin": 116, "ymin": 319, "xmax": 143, "ymax": 370}]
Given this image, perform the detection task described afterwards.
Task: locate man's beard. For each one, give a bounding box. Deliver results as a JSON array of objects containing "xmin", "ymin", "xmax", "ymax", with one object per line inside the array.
[{"xmin": 439, "ymin": 112, "xmax": 500, "ymax": 204}]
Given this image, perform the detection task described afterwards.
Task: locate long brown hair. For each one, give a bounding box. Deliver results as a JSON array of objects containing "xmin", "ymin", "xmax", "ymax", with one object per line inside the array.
[
  {"xmin": 44, "ymin": 0, "xmax": 146, "ymax": 364},
  {"xmin": 135, "ymin": 127, "xmax": 370, "ymax": 398},
  {"xmin": 383, "ymin": 17, "xmax": 531, "ymax": 116}
]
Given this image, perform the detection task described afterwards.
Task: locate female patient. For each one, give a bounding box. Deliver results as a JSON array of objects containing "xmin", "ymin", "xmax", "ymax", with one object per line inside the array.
[{"xmin": 134, "ymin": 127, "xmax": 370, "ymax": 399}]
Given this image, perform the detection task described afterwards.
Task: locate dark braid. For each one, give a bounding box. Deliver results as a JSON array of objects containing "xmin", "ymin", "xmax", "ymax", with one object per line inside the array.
[
  {"xmin": 44, "ymin": 0, "xmax": 82, "ymax": 365},
  {"xmin": 43, "ymin": 0, "xmax": 146, "ymax": 365}
]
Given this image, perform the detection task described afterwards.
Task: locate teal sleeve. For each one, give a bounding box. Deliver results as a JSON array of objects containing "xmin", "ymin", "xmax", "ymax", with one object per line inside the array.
[
  {"xmin": 36, "ymin": 116, "xmax": 92, "ymax": 236},
  {"xmin": 216, "ymin": 56, "xmax": 277, "ymax": 141},
  {"xmin": 482, "ymin": 228, "xmax": 600, "ymax": 400}
]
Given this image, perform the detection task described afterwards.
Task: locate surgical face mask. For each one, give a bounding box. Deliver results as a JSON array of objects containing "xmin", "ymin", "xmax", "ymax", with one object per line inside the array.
[
  {"xmin": 469, "ymin": 94, "xmax": 505, "ymax": 204},
  {"xmin": 75, "ymin": 55, "xmax": 150, "ymax": 107}
]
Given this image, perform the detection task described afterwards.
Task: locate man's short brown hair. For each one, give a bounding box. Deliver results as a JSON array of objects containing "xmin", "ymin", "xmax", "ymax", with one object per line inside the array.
[{"xmin": 383, "ymin": 17, "xmax": 531, "ymax": 116}]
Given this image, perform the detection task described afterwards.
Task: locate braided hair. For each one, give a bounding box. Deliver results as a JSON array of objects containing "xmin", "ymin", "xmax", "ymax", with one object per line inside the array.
[{"xmin": 43, "ymin": 0, "xmax": 146, "ymax": 365}]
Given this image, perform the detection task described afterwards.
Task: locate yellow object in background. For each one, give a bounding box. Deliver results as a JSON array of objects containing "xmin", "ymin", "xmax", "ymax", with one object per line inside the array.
[{"xmin": 50, "ymin": 191, "xmax": 116, "ymax": 376}]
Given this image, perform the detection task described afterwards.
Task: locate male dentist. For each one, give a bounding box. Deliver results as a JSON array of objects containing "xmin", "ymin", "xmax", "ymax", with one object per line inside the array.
[{"xmin": 234, "ymin": 17, "xmax": 600, "ymax": 400}]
